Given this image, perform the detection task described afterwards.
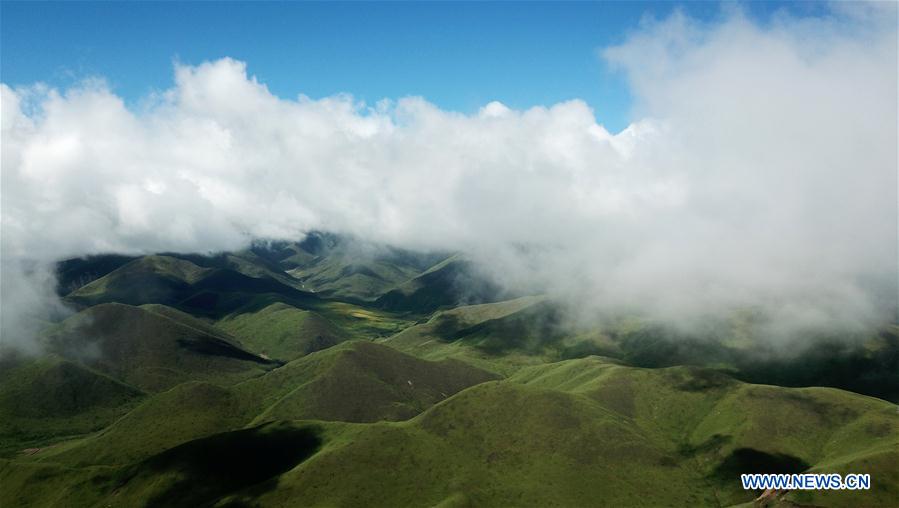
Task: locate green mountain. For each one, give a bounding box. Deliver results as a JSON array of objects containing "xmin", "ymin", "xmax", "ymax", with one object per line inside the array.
[
  {"xmin": 42, "ymin": 303, "xmax": 275, "ymax": 392},
  {"xmin": 3, "ymin": 356, "xmax": 895, "ymax": 508},
  {"xmin": 237, "ymin": 340, "xmax": 500, "ymax": 425},
  {"xmin": 216, "ymin": 302, "xmax": 348, "ymax": 361},
  {"xmin": 246, "ymin": 233, "xmax": 447, "ymax": 303},
  {"xmin": 42, "ymin": 381, "xmax": 256, "ymax": 467},
  {"xmin": 0, "ymin": 356, "xmax": 143, "ymax": 453},
  {"xmin": 509, "ymin": 359, "xmax": 898, "ymax": 507},
  {"xmin": 163, "ymin": 250, "xmax": 309, "ymax": 292},
  {"xmin": 65, "ymin": 255, "xmax": 318, "ymax": 317},
  {"xmin": 387, "ymin": 299, "xmax": 899, "ymax": 401},
  {"xmin": 384, "ymin": 295, "xmax": 619, "ymax": 375},
  {"xmin": 0, "ymin": 239, "xmax": 895, "ymax": 507},
  {"xmin": 375, "ymin": 255, "xmax": 513, "ymax": 313},
  {"xmin": 54, "ymin": 254, "xmax": 138, "ymax": 296},
  {"xmin": 18, "ymin": 340, "xmax": 496, "ymax": 470}
]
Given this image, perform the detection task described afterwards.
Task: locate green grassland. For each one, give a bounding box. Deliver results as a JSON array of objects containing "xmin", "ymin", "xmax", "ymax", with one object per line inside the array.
[
  {"xmin": 216, "ymin": 302, "xmax": 349, "ymax": 361},
  {"xmin": 65, "ymin": 255, "xmax": 319, "ymax": 318},
  {"xmin": 375, "ymin": 255, "xmax": 513, "ymax": 313},
  {"xmin": 237, "ymin": 340, "xmax": 500, "ymax": 425},
  {"xmin": 286, "ymin": 254, "xmax": 423, "ymax": 302},
  {"xmin": 386, "ymin": 298, "xmax": 899, "ymax": 401},
  {"xmin": 54, "ymin": 254, "xmax": 138, "ymax": 295},
  {"xmin": 1, "ymin": 243, "xmax": 896, "ymax": 507},
  {"xmin": 66, "ymin": 255, "xmax": 212, "ymax": 305},
  {"xmin": 249, "ymin": 232, "xmax": 447, "ymax": 302},
  {"xmin": 0, "ymin": 356, "xmax": 144, "ymax": 455},
  {"xmin": 3, "ymin": 356, "xmax": 895, "ymax": 507},
  {"xmin": 63, "ymin": 251, "xmax": 416, "ymax": 340},
  {"xmin": 41, "ymin": 303, "xmax": 275, "ymax": 392},
  {"xmin": 383, "ymin": 296, "xmax": 617, "ymax": 375},
  {"xmin": 511, "ymin": 359, "xmax": 899, "ymax": 506},
  {"xmin": 6, "ymin": 341, "xmax": 497, "ymax": 467}
]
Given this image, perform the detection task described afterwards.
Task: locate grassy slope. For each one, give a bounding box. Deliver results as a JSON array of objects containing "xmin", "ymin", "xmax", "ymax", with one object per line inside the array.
[
  {"xmin": 0, "ymin": 422, "xmax": 326, "ymax": 508},
  {"xmin": 43, "ymin": 381, "xmax": 255, "ymax": 467},
  {"xmin": 0, "ymin": 356, "xmax": 144, "ymax": 455},
  {"xmin": 375, "ymin": 255, "xmax": 510, "ymax": 313},
  {"xmin": 139, "ymin": 303, "xmax": 236, "ymax": 338},
  {"xmin": 16, "ymin": 341, "xmax": 498, "ymax": 468},
  {"xmin": 62, "ymin": 252, "xmax": 413, "ymax": 346},
  {"xmin": 65, "ymin": 254, "xmax": 321, "ymax": 318},
  {"xmin": 163, "ymin": 250, "xmax": 309, "ymax": 291},
  {"xmin": 4, "ymin": 352, "xmax": 895, "ymax": 508},
  {"xmin": 390, "ymin": 299, "xmax": 899, "ymax": 402},
  {"xmin": 8, "ymin": 249, "xmax": 898, "ymax": 507},
  {"xmin": 67, "ymin": 255, "xmax": 210, "ymax": 305},
  {"xmin": 585, "ymin": 318, "xmax": 899, "ymax": 402},
  {"xmin": 287, "ymin": 254, "xmax": 423, "ymax": 302},
  {"xmin": 511, "ymin": 358, "xmax": 899, "ymax": 507},
  {"xmin": 237, "ymin": 340, "xmax": 501, "ymax": 426},
  {"xmin": 54, "ymin": 254, "xmax": 138, "ymax": 295},
  {"xmin": 384, "ymin": 296, "xmax": 588, "ymax": 375},
  {"xmin": 233, "ymin": 360, "xmax": 899, "ymax": 508},
  {"xmin": 313, "ymin": 300, "xmax": 416, "ymax": 339},
  {"xmin": 43, "ymin": 303, "xmax": 275, "ymax": 392},
  {"xmin": 270, "ymin": 232, "xmax": 445, "ymax": 302},
  {"xmin": 236, "ymin": 386, "xmax": 708, "ymax": 508},
  {"xmin": 222, "ymin": 252, "xmax": 308, "ymax": 290},
  {"xmin": 216, "ymin": 302, "xmax": 348, "ymax": 361},
  {"xmin": 212, "ymin": 294, "xmax": 413, "ymax": 345}
]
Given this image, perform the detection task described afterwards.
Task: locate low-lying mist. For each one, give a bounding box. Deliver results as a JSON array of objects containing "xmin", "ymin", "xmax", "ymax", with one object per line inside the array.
[{"xmin": 1, "ymin": 5, "xmax": 896, "ymax": 351}]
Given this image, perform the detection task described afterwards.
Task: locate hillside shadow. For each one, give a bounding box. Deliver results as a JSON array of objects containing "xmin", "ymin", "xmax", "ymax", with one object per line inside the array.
[
  {"xmin": 711, "ymin": 447, "xmax": 810, "ymax": 483},
  {"xmin": 139, "ymin": 423, "xmax": 322, "ymax": 508}
]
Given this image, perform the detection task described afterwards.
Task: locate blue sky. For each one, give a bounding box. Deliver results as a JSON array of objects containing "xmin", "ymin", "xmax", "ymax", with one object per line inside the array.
[{"xmin": 2, "ymin": 1, "xmax": 827, "ymax": 133}]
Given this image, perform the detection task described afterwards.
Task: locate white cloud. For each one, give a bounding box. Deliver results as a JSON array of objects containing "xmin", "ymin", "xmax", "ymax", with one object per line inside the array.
[{"xmin": 1, "ymin": 5, "xmax": 896, "ymax": 347}]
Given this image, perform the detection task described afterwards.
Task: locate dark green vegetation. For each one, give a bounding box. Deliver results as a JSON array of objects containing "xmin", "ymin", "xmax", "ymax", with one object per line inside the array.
[
  {"xmin": 1, "ymin": 234, "xmax": 896, "ymax": 507},
  {"xmin": 55, "ymin": 254, "xmax": 138, "ymax": 296},
  {"xmin": 43, "ymin": 303, "xmax": 275, "ymax": 392}
]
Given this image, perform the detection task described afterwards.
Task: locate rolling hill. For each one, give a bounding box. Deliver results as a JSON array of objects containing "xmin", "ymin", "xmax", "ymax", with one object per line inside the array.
[
  {"xmin": 65, "ymin": 255, "xmax": 319, "ymax": 317},
  {"xmin": 237, "ymin": 340, "xmax": 500, "ymax": 425},
  {"xmin": 375, "ymin": 255, "xmax": 512, "ymax": 313},
  {"xmin": 384, "ymin": 296, "xmax": 616, "ymax": 375},
  {"xmin": 19, "ymin": 341, "xmax": 498, "ymax": 470},
  {"xmin": 248, "ymin": 232, "xmax": 448, "ymax": 302},
  {"xmin": 65, "ymin": 255, "xmax": 211, "ymax": 306},
  {"xmin": 216, "ymin": 302, "xmax": 348, "ymax": 361},
  {"xmin": 4, "ymin": 356, "xmax": 895, "ymax": 507},
  {"xmin": 0, "ymin": 356, "xmax": 144, "ymax": 454},
  {"xmin": 54, "ymin": 254, "xmax": 139, "ymax": 296},
  {"xmin": 41, "ymin": 303, "xmax": 275, "ymax": 392},
  {"xmin": 1, "ymin": 239, "xmax": 896, "ymax": 507}
]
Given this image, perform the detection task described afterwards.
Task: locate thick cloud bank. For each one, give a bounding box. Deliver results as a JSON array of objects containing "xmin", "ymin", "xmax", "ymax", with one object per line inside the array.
[{"xmin": 2, "ymin": 6, "xmax": 896, "ymax": 347}]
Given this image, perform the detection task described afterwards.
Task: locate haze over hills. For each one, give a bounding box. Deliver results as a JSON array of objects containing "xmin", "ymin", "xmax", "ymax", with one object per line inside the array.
[{"xmin": 0, "ymin": 236, "xmax": 896, "ymax": 507}]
